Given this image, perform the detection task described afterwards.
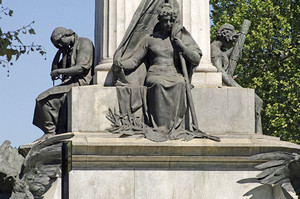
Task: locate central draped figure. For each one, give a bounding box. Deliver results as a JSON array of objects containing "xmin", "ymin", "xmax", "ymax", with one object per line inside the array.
[{"xmin": 112, "ymin": 0, "xmax": 202, "ymax": 134}]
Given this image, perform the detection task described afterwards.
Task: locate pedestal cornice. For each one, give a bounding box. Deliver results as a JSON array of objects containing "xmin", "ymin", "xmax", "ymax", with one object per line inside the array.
[{"xmin": 70, "ymin": 132, "xmax": 300, "ymax": 169}]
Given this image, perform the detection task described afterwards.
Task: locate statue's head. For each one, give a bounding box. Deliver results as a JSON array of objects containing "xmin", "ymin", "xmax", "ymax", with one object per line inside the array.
[
  {"xmin": 215, "ymin": 24, "xmax": 237, "ymax": 46},
  {"xmin": 158, "ymin": 3, "xmax": 178, "ymax": 32},
  {"xmin": 51, "ymin": 27, "xmax": 75, "ymax": 48}
]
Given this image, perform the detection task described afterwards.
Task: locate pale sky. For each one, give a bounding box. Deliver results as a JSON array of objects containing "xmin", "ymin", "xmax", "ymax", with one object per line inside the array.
[{"xmin": 0, "ymin": 0, "xmax": 94, "ymax": 147}]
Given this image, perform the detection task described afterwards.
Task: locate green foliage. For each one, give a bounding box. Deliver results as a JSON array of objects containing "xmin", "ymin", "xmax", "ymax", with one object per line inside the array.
[
  {"xmin": 0, "ymin": 1, "xmax": 46, "ymax": 75},
  {"xmin": 210, "ymin": 0, "xmax": 300, "ymax": 144}
]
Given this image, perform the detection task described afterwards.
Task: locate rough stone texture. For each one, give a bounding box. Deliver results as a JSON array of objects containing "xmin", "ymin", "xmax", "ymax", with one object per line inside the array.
[
  {"xmin": 46, "ymin": 133, "xmax": 299, "ymax": 199},
  {"xmin": 67, "ymin": 86, "xmax": 255, "ymax": 134}
]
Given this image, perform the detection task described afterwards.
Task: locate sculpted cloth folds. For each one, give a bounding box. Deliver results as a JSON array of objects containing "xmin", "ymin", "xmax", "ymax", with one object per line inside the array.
[
  {"xmin": 33, "ymin": 35, "xmax": 94, "ymax": 134},
  {"xmin": 113, "ymin": 0, "xmax": 180, "ymax": 85},
  {"xmin": 113, "ymin": 0, "xmax": 202, "ymax": 132}
]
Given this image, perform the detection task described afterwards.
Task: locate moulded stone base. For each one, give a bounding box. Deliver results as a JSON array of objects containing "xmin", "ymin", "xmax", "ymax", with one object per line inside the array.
[
  {"xmin": 67, "ymin": 85, "xmax": 255, "ymax": 134},
  {"xmin": 191, "ymin": 71, "xmax": 222, "ymax": 86},
  {"xmin": 43, "ymin": 133, "xmax": 300, "ymax": 199},
  {"xmin": 93, "ymin": 63, "xmax": 222, "ymax": 87},
  {"xmin": 68, "ymin": 170, "xmax": 297, "ymax": 199}
]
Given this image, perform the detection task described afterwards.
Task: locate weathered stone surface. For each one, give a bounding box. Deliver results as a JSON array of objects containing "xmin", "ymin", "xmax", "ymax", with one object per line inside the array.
[
  {"xmin": 67, "ymin": 86, "xmax": 118, "ymax": 132},
  {"xmin": 70, "ymin": 170, "xmax": 135, "ymax": 199},
  {"xmin": 192, "ymin": 86, "xmax": 255, "ymax": 134},
  {"xmin": 68, "ymin": 86, "xmax": 255, "ymax": 134},
  {"xmin": 69, "ymin": 133, "xmax": 300, "ymax": 167},
  {"xmin": 67, "ymin": 170, "xmax": 297, "ymax": 199},
  {"xmin": 46, "ymin": 133, "xmax": 299, "ymax": 199}
]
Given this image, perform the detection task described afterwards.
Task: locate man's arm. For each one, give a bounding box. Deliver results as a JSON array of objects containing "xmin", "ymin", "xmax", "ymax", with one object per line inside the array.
[
  {"xmin": 225, "ymin": 47, "xmax": 234, "ymax": 58},
  {"xmin": 117, "ymin": 38, "xmax": 148, "ymax": 71},
  {"xmin": 173, "ymin": 37, "xmax": 201, "ymax": 66},
  {"xmin": 51, "ymin": 48, "xmax": 68, "ymax": 80},
  {"xmin": 51, "ymin": 39, "xmax": 93, "ymax": 78},
  {"xmin": 212, "ymin": 56, "xmax": 241, "ymax": 88}
]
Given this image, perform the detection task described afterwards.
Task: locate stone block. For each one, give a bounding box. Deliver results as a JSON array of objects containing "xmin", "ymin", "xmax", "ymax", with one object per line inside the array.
[
  {"xmin": 93, "ymin": 70, "xmax": 115, "ymax": 86},
  {"xmin": 205, "ymin": 72, "xmax": 222, "ymax": 85},
  {"xmin": 67, "ymin": 86, "xmax": 255, "ymax": 134},
  {"xmin": 69, "ymin": 170, "xmax": 135, "ymax": 199},
  {"xmin": 67, "ymin": 86, "xmax": 118, "ymax": 132},
  {"xmin": 66, "ymin": 170, "xmax": 298, "ymax": 199},
  {"xmin": 45, "ymin": 133, "xmax": 300, "ymax": 199},
  {"xmin": 192, "ymin": 87, "xmax": 255, "ymax": 134},
  {"xmin": 191, "ymin": 72, "xmax": 222, "ymax": 87}
]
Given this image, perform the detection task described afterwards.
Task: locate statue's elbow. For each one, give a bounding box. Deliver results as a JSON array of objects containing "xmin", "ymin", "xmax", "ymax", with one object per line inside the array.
[{"xmin": 192, "ymin": 54, "xmax": 201, "ymax": 66}]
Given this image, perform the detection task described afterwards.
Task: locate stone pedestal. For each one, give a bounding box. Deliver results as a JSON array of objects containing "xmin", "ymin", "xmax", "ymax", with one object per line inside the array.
[
  {"xmin": 67, "ymin": 85, "xmax": 255, "ymax": 134},
  {"xmin": 94, "ymin": 0, "xmax": 221, "ymax": 86},
  {"xmin": 46, "ymin": 132, "xmax": 300, "ymax": 199},
  {"xmin": 40, "ymin": 84, "xmax": 300, "ymax": 199}
]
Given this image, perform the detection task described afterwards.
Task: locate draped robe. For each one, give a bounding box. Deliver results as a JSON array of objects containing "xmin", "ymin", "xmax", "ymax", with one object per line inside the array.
[{"xmin": 112, "ymin": 0, "xmax": 202, "ymax": 132}]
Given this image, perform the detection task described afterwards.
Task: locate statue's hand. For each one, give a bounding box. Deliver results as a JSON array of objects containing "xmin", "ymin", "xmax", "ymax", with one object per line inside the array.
[
  {"xmin": 112, "ymin": 58, "xmax": 122, "ymax": 73},
  {"xmin": 51, "ymin": 69, "xmax": 61, "ymax": 80},
  {"xmin": 112, "ymin": 64, "xmax": 122, "ymax": 73},
  {"xmin": 173, "ymin": 37, "xmax": 185, "ymax": 52},
  {"xmin": 113, "ymin": 57, "xmax": 122, "ymax": 67}
]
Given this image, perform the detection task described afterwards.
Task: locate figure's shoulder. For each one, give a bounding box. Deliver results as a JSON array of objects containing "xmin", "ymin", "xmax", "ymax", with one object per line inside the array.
[
  {"xmin": 78, "ymin": 37, "xmax": 93, "ymax": 45},
  {"xmin": 150, "ymin": 32, "xmax": 164, "ymax": 39},
  {"xmin": 211, "ymin": 43, "xmax": 222, "ymax": 58},
  {"xmin": 76, "ymin": 37, "xmax": 94, "ymax": 49},
  {"xmin": 138, "ymin": 34, "xmax": 153, "ymax": 47},
  {"xmin": 142, "ymin": 34, "xmax": 153, "ymax": 41},
  {"xmin": 149, "ymin": 32, "xmax": 169, "ymax": 41}
]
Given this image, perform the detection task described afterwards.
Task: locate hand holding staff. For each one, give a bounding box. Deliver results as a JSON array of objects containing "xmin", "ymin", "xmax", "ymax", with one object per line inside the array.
[{"xmin": 179, "ymin": 52, "xmax": 220, "ymax": 142}]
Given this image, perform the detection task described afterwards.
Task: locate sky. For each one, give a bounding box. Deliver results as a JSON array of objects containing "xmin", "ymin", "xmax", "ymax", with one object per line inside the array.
[{"xmin": 0, "ymin": 0, "xmax": 94, "ymax": 147}]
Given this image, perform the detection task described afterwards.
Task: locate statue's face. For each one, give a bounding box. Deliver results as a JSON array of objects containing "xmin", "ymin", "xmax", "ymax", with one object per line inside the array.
[
  {"xmin": 58, "ymin": 35, "xmax": 73, "ymax": 47},
  {"xmin": 221, "ymin": 29, "xmax": 236, "ymax": 48},
  {"xmin": 159, "ymin": 15, "xmax": 175, "ymax": 32},
  {"xmin": 52, "ymin": 34, "xmax": 73, "ymax": 48}
]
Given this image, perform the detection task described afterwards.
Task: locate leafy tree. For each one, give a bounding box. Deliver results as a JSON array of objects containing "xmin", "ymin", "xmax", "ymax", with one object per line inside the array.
[
  {"xmin": 210, "ymin": 0, "xmax": 300, "ymax": 144},
  {"xmin": 0, "ymin": 0, "xmax": 45, "ymax": 75}
]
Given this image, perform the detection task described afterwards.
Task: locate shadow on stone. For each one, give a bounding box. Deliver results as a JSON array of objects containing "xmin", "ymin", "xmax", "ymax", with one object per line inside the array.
[{"xmin": 242, "ymin": 184, "xmax": 294, "ymax": 199}]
